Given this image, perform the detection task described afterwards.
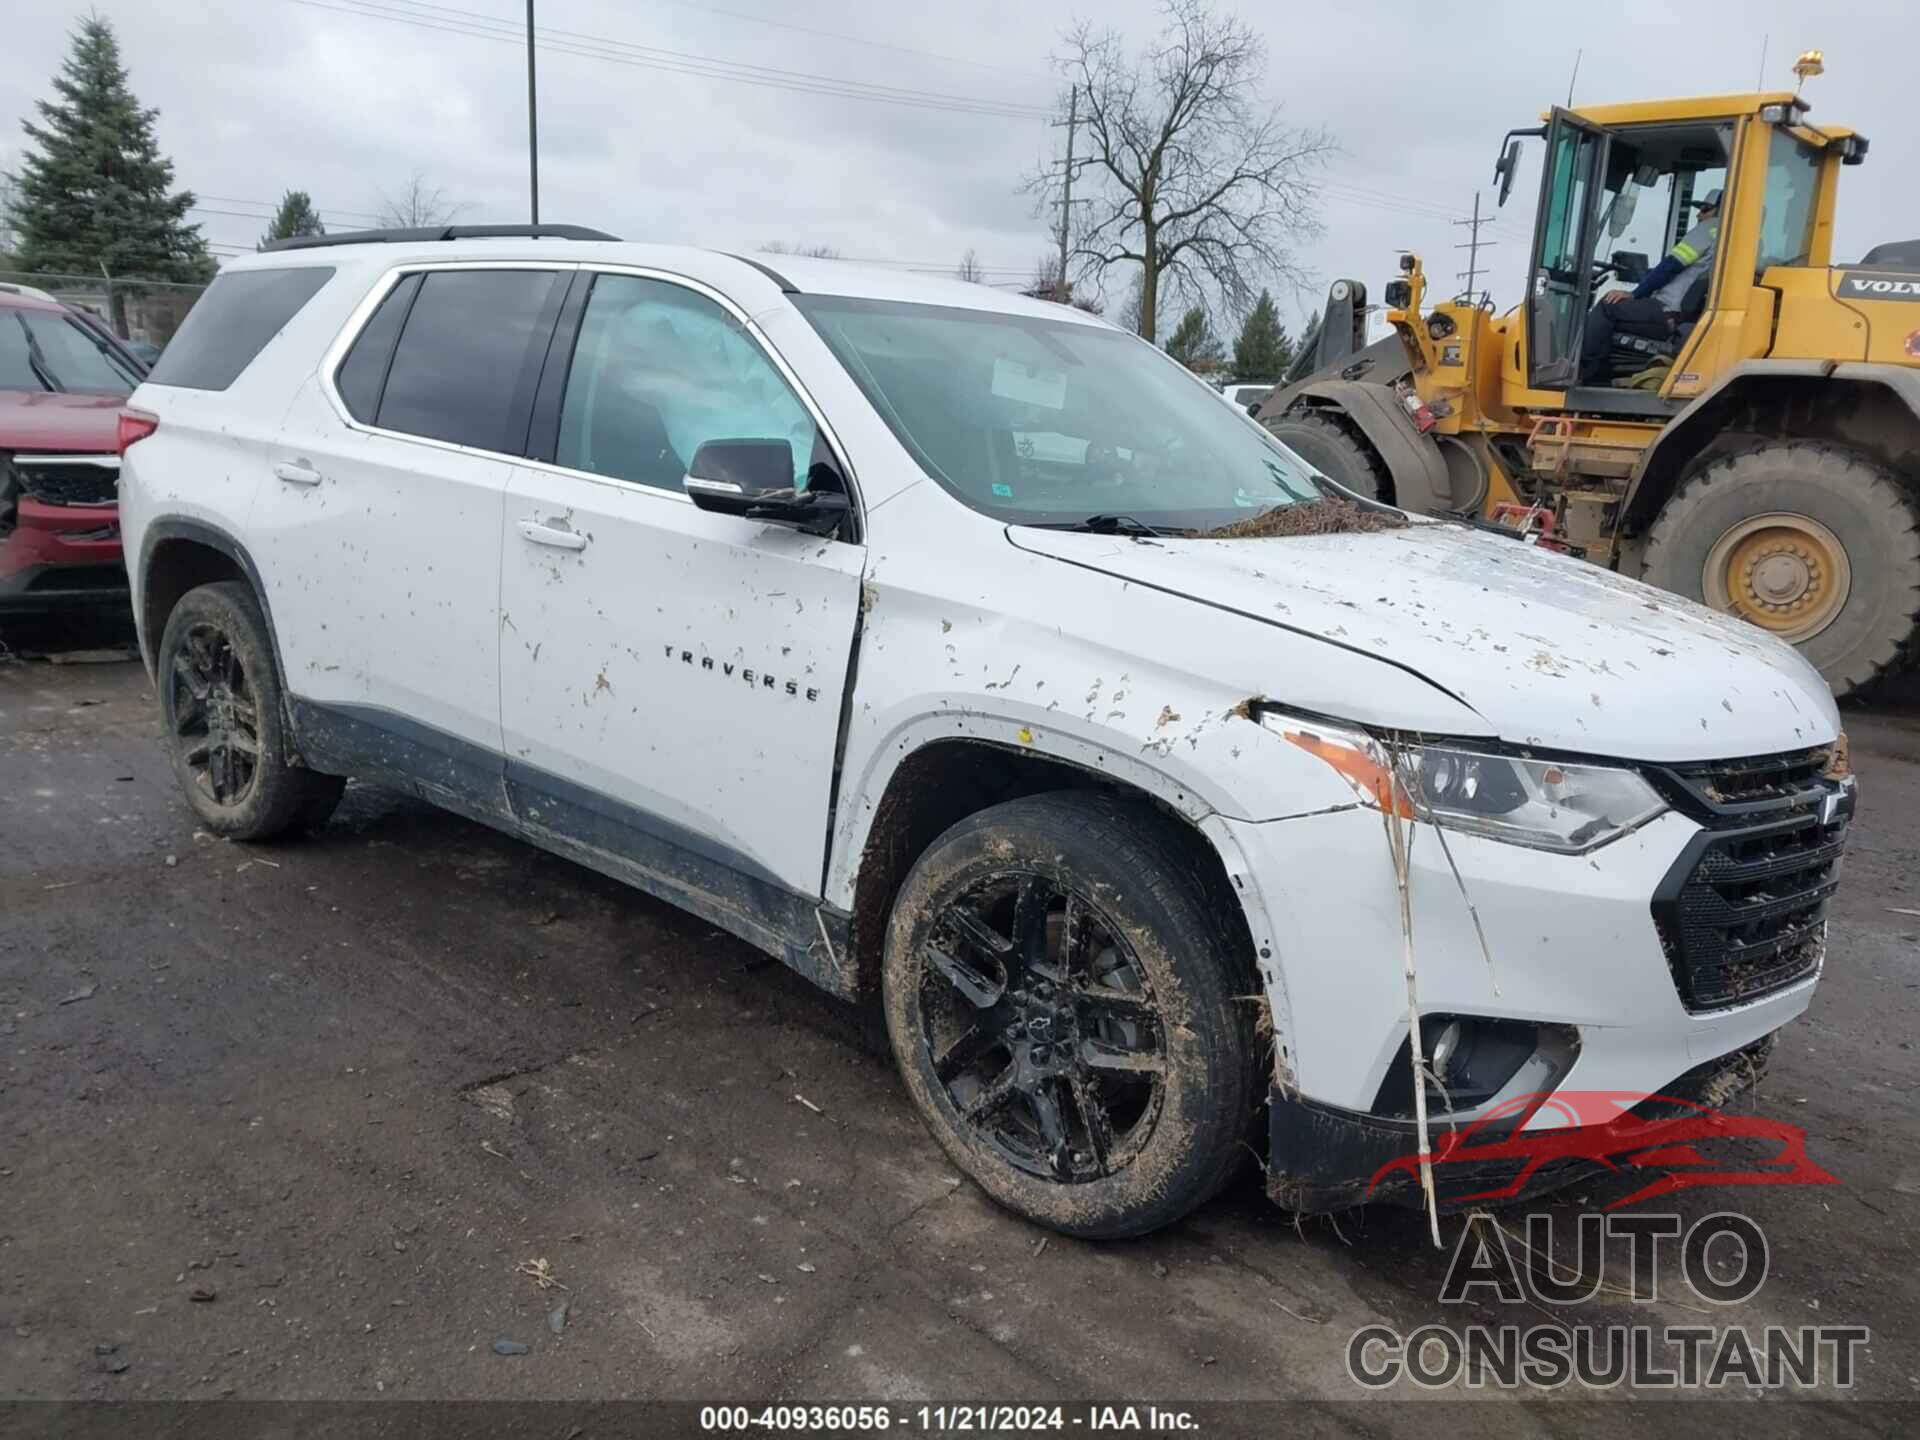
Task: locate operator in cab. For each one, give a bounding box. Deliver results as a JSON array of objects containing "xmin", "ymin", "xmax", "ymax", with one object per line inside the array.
[{"xmin": 1579, "ymin": 188, "xmax": 1720, "ymax": 383}]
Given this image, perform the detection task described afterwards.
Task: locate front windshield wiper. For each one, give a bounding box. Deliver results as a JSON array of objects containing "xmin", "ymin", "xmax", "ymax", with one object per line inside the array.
[
  {"xmin": 1048, "ymin": 513, "xmax": 1165, "ymax": 537},
  {"xmin": 15, "ymin": 318, "xmax": 63, "ymax": 393}
]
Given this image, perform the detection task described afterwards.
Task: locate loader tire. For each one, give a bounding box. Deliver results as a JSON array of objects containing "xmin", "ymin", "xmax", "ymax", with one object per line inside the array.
[
  {"xmin": 1262, "ymin": 409, "xmax": 1391, "ymax": 504},
  {"xmin": 1643, "ymin": 442, "xmax": 1920, "ymax": 698}
]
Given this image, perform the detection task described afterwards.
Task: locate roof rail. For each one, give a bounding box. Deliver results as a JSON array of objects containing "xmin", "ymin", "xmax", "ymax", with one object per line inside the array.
[{"xmin": 261, "ymin": 224, "xmax": 620, "ymax": 253}]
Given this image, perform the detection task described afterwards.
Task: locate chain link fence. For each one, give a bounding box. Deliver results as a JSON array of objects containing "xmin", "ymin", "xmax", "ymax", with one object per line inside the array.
[{"xmin": 0, "ymin": 268, "xmax": 208, "ymax": 347}]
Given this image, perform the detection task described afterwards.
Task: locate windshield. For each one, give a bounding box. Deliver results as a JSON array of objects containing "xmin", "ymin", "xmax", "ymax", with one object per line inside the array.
[
  {"xmin": 0, "ymin": 307, "xmax": 140, "ymax": 395},
  {"xmin": 793, "ymin": 295, "xmax": 1326, "ymax": 530},
  {"xmin": 1757, "ymin": 130, "xmax": 1823, "ymax": 272}
]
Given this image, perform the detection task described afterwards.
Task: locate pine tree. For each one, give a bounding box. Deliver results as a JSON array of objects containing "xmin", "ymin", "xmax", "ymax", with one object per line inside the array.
[
  {"xmin": 9, "ymin": 17, "xmax": 212, "ymax": 294},
  {"xmin": 1232, "ymin": 289, "xmax": 1293, "ymax": 381},
  {"xmin": 260, "ymin": 190, "xmax": 325, "ymax": 248},
  {"xmin": 1164, "ymin": 306, "xmax": 1223, "ymax": 372}
]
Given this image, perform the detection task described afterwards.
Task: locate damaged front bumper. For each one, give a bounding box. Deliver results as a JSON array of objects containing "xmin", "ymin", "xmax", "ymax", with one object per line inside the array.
[
  {"xmin": 0, "ymin": 496, "xmax": 126, "ymax": 609},
  {"xmin": 1265, "ymin": 1035, "xmax": 1782, "ymax": 1214}
]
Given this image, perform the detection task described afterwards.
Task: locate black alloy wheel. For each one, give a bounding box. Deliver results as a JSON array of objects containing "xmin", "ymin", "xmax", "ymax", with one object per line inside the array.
[
  {"xmin": 882, "ymin": 792, "xmax": 1261, "ymax": 1238},
  {"xmin": 168, "ymin": 620, "xmax": 263, "ymax": 807},
  {"xmin": 919, "ymin": 870, "xmax": 1167, "ymax": 1184},
  {"xmin": 156, "ymin": 580, "xmax": 344, "ymax": 839}
]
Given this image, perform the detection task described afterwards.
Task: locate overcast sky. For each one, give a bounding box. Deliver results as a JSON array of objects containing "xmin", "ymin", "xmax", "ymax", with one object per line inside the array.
[{"xmin": 3, "ymin": 0, "xmax": 1911, "ymax": 336}]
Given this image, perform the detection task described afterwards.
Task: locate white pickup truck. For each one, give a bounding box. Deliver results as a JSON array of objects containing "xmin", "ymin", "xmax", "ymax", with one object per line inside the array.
[{"xmin": 118, "ymin": 229, "xmax": 1853, "ymax": 1237}]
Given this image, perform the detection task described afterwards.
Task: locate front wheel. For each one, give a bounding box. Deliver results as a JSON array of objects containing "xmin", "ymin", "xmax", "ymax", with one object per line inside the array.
[
  {"xmin": 1262, "ymin": 409, "xmax": 1389, "ymax": 503},
  {"xmin": 1643, "ymin": 443, "xmax": 1920, "ymax": 697},
  {"xmin": 157, "ymin": 580, "xmax": 345, "ymax": 839},
  {"xmin": 881, "ymin": 793, "xmax": 1260, "ymax": 1239}
]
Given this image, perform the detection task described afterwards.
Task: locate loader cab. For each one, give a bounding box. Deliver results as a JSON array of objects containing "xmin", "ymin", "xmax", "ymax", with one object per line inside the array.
[
  {"xmin": 1522, "ymin": 110, "xmax": 1730, "ymax": 394},
  {"xmin": 1509, "ymin": 94, "xmax": 1847, "ymax": 409}
]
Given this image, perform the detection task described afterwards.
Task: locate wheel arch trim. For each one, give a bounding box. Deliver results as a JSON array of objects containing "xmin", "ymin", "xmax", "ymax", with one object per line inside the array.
[
  {"xmin": 136, "ymin": 519, "xmax": 285, "ymax": 692},
  {"xmin": 826, "ymin": 717, "xmax": 1297, "ymax": 1061},
  {"xmin": 1278, "ymin": 379, "xmax": 1454, "ymax": 513}
]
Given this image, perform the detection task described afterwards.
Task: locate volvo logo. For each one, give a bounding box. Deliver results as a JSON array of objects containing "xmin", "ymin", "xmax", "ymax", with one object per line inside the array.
[{"xmin": 1838, "ymin": 271, "xmax": 1920, "ymax": 301}]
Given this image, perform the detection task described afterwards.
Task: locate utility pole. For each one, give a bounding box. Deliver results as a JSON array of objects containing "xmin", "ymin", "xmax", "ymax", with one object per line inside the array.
[
  {"xmin": 526, "ymin": 0, "xmax": 540, "ymax": 225},
  {"xmin": 1050, "ymin": 86, "xmax": 1078, "ymax": 302},
  {"xmin": 1453, "ymin": 192, "xmax": 1496, "ymax": 306}
]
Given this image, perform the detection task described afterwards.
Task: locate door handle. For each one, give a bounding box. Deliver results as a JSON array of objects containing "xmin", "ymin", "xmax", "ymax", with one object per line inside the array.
[
  {"xmin": 517, "ymin": 518, "xmax": 588, "ymax": 551},
  {"xmin": 273, "ymin": 461, "xmax": 322, "ymax": 487}
]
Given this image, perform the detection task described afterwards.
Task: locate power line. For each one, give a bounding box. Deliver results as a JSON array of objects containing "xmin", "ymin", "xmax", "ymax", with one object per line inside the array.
[
  {"xmin": 286, "ymin": 0, "xmax": 1052, "ymax": 120},
  {"xmin": 199, "ymin": 193, "xmax": 381, "ymax": 222},
  {"xmin": 382, "ymin": 0, "xmax": 1051, "ymax": 109},
  {"xmin": 629, "ymin": 0, "xmax": 1052, "ymax": 83}
]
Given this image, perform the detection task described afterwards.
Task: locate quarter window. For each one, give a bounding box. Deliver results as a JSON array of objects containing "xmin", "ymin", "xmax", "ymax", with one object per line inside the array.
[
  {"xmin": 555, "ymin": 274, "xmax": 817, "ymax": 492},
  {"xmin": 335, "ymin": 273, "xmax": 421, "ymax": 424},
  {"xmin": 146, "ymin": 266, "xmax": 334, "ymax": 391},
  {"xmin": 374, "ymin": 269, "xmax": 564, "ymax": 453}
]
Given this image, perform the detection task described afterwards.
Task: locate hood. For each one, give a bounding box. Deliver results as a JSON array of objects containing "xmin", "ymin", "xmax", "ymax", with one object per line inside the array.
[
  {"xmin": 1007, "ymin": 519, "xmax": 1839, "ymax": 763},
  {"xmin": 0, "ymin": 390, "xmax": 126, "ymax": 453}
]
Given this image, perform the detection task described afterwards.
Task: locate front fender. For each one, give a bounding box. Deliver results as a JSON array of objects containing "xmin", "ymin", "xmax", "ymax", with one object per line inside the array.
[{"xmin": 1289, "ymin": 379, "xmax": 1454, "ymax": 513}]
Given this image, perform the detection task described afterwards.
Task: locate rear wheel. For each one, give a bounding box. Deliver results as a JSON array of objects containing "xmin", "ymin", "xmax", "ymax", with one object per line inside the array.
[
  {"xmin": 881, "ymin": 792, "xmax": 1260, "ymax": 1239},
  {"xmin": 1262, "ymin": 408, "xmax": 1390, "ymax": 503},
  {"xmin": 157, "ymin": 581, "xmax": 345, "ymax": 839},
  {"xmin": 1643, "ymin": 443, "xmax": 1920, "ymax": 697}
]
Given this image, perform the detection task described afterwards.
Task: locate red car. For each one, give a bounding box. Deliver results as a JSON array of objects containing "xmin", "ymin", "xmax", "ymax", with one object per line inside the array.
[{"xmin": 0, "ymin": 286, "xmax": 147, "ymax": 610}]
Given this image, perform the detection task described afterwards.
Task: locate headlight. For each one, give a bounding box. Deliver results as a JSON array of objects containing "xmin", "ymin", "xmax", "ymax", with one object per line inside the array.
[{"xmin": 1264, "ymin": 715, "xmax": 1668, "ymax": 854}]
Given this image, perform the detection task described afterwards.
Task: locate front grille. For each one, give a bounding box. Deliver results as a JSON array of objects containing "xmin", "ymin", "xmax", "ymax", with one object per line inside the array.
[
  {"xmin": 17, "ymin": 455, "xmax": 119, "ymax": 507},
  {"xmin": 1650, "ymin": 748, "xmax": 1851, "ymax": 1013}
]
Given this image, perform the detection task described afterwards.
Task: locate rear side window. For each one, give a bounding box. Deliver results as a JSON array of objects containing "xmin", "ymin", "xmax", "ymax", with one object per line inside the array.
[
  {"xmin": 371, "ymin": 269, "xmax": 564, "ymax": 453},
  {"xmin": 146, "ymin": 267, "xmax": 334, "ymax": 390},
  {"xmin": 335, "ymin": 273, "xmax": 421, "ymax": 423}
]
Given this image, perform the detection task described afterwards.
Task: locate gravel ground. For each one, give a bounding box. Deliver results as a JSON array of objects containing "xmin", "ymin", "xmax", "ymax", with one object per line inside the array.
[{"xmin": 2, "ymin": 611, "xmax": 1916, "ymax": 1435}]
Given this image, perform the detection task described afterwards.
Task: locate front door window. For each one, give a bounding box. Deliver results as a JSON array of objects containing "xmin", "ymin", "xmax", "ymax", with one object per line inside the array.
[{"xmin": 555, "ymin": 274, "xmax": 818, "ymax": 492}]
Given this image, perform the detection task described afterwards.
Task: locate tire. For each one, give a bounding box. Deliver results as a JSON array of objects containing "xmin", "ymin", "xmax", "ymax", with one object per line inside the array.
[
  {"xmin": 1262, "ymin": 408, "xmax": 1390, "ymax": 503},
  {"xmin": 1642, "ymin": 443, "xmax": 1920, "ymax": 697},
  {"xmin": 881, "ymin": 792, "xmax": 1260, "ymax": 1239},
  {"xmin": 156, "ymin": 580, "xmax": 345, "ymax": 840}
]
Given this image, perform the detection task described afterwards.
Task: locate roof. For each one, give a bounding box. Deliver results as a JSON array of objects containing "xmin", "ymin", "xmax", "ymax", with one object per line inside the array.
[
  {"xmin": 1562, "ymin": 90, "xmax": 1808, "ymax": 126},
  {"xmin": 0, "ymin": 285, "xmax": 65, "ymax": 313},
  {"xmin": 220, "ymin": 235, "xmax": 1116, "ymax": 330}
]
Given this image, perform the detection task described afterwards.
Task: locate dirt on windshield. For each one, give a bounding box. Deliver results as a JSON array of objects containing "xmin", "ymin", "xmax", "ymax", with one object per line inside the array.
[{"xmin": 1183, "ymin": 497, "xmax": 1408, "ymax": 540}]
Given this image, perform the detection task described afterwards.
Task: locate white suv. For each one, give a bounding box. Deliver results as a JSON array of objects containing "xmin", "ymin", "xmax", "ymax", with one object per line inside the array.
[{"xmin": 118, "ymin": 228, "xmax": 1853, "ymax": 1237}]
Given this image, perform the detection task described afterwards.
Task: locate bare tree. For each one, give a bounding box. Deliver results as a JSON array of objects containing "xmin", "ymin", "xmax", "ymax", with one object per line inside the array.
[
  {"xmin": 376, "ymin": 170, "xmax": 466, "ymax": 228},
  {"xmin": 1025, "ymin": 253, "xmax": 1105, "ymax": 314},
  {"xmin": 1119, "ymin": 270, "xmax": 1160, "ymax": 337},
  {"xmin": 761, "ymin": 240, "xmax": 841, "ymax": 259},
  {"xmin": 1027, "ymin": 253, "xmax": 1064, "ymax": 301},
  {"xmin": 1035, "ymin": 0, "xmax": 1334, "ymax": 341},
  {"xmin": 955, "ymin": 247, "xmax": 985, "ymax": 284}
]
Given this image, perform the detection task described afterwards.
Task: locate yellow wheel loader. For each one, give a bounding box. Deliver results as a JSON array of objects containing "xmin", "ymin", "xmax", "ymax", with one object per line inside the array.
[{"xmin": 1256, "ymin": 58, "xmax": 1920, "ymax": 698}]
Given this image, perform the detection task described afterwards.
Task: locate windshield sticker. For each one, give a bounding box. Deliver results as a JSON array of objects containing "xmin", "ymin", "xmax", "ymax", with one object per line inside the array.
[
  {"xmin": 991, "ymin": 357, "xmax": 1066, "ymax": 410},
  {"xmin": 991, "ymin": 482, "xmax": 1015, "ymax": 497}
]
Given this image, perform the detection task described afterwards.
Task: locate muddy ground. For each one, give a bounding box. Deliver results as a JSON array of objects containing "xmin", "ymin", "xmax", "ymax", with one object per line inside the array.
[{"xmin": 2, "ymin": 611, "xmax": 1917, "ymax": 1434}]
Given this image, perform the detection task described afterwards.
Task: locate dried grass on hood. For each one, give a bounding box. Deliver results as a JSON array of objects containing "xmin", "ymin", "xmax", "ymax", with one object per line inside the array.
[{"xmin": 1184, "ymin": 497, "xmax": 1408, "ymax": 540}]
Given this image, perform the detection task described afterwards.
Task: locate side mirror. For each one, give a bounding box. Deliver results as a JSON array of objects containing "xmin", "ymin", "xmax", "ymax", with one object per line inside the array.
[
  {"xmin": 684, "ymin": 439, "xmax": 850, "ymax": 538},
  {"xmin": 1605, "ymin": 187, "xmax": 1639, "ymax": 238},
  {"xmin": 1494, "ymin": 139, "xmax": 1523, "ymax": 207}
]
